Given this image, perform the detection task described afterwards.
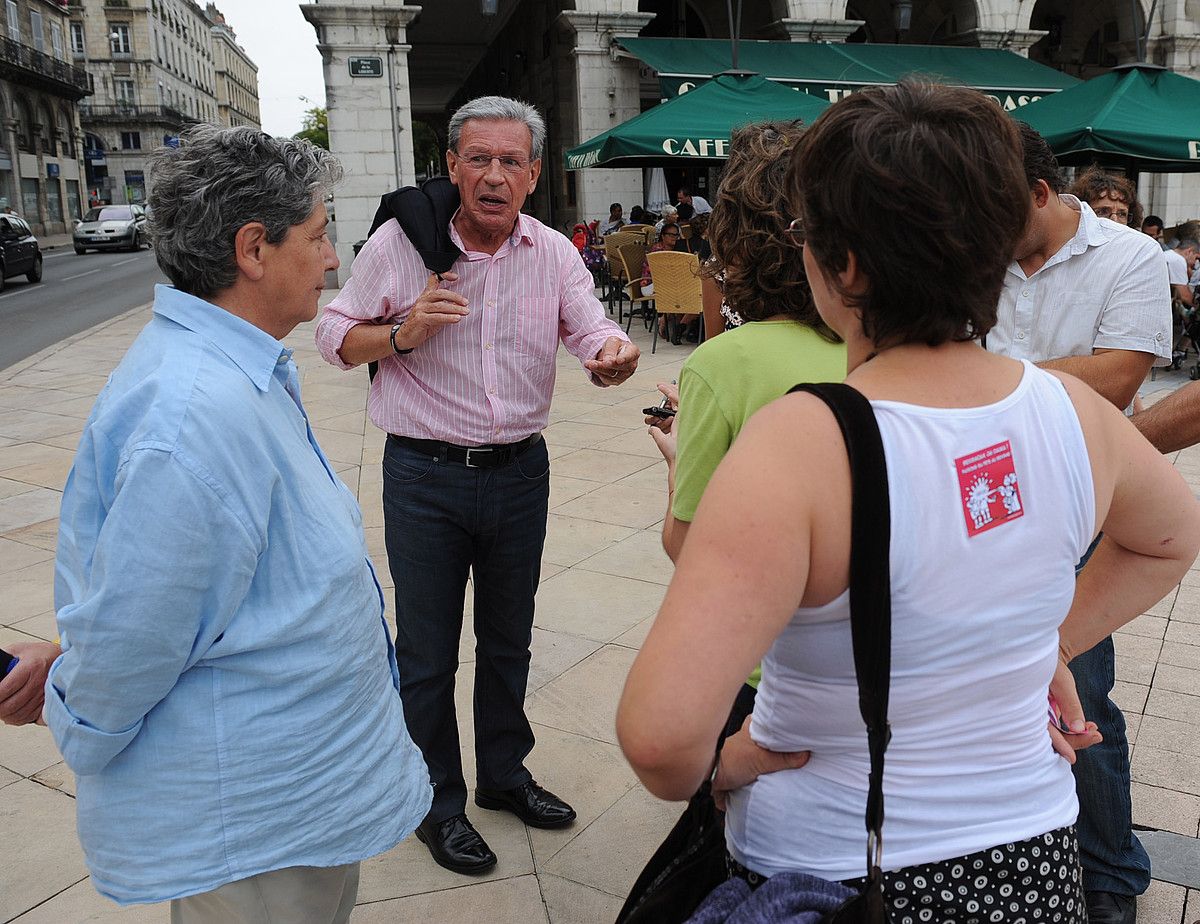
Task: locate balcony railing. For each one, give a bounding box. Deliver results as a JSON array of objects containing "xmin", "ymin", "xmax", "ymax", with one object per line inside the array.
[
  {"xmin": 79, "ymin": 103, "xmax": 193, "ymax": 126},
  {"xmin": 0, "ymin": 35, "xmax": 92, "ymax": 97}
]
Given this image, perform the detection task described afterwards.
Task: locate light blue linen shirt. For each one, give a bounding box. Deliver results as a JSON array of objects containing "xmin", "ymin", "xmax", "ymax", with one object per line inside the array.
[{"xmin": 45, "ymin": 284, "xmax": 432, "ymax": 905}]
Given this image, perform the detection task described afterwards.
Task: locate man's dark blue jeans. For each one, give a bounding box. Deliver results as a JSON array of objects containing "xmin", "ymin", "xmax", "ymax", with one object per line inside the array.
[
  {"xmin": 1072, "ymin": 540, "xmax": 1151, "ymax": 897},
  {"xmin": 382, "ymin": 435, "xmax": 550, "ymax": 824}
]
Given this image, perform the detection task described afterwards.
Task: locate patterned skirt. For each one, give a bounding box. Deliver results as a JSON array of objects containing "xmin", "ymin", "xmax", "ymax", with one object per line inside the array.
[{"xmin": 730, "ymin": 825, "xmax": 1085, "ymax": 924}]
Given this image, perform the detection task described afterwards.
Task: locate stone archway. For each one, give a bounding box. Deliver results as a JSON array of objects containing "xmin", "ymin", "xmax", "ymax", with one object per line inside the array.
[
  {"xmin": 1027, "ymin": 0, "xmax": 1148, "ymax": 78},
  {"xmin": 842, "ymin": 0, "xmax": 981, "ymax": 44}
]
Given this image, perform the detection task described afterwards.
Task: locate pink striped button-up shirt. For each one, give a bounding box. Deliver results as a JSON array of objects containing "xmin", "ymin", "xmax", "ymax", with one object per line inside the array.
[{"xmin": 315, "ymin": 212, "xmax": 628, "ymax": 446}]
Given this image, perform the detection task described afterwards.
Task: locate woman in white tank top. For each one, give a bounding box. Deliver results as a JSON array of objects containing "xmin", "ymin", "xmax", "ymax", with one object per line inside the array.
[{"xmin": 617, "ymin": 83, "xmax": 1200, "ymax": 922}]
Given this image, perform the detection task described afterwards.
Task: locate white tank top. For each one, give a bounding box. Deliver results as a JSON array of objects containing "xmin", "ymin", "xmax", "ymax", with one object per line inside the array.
[{"xmin": 725, "ymin": 361, "xmax": 1094, "ymax": 881}]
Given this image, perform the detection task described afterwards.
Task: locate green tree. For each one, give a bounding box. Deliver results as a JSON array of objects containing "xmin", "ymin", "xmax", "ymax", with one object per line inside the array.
[
  {"xmin": 413, "ymin": 119, "xmax": 443, "ymax": 176},
  {"xmin": 294, "ymin": 106, "xmax": 329, "ymax": 151}
]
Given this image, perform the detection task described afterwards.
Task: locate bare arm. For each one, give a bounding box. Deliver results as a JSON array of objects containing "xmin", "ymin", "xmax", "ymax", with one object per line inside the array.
[
  {"xmin": 1038, "ymin": 348, "xmax": 1152, "ymax": 410},
  {"xmin": 1054, "ymin": 374, "xmax": 1200, "ymax": 660},
  {"xmin": 1130, "ymin": 382, "xmax": 1200, "ymax": 454},
  {"xmin": 619, "ymin": 394, "xmax": 839, "ymax": 799},
  {"xmin": 1173, "ymin": 284, "xmax": 1194, "ymax": 308}
]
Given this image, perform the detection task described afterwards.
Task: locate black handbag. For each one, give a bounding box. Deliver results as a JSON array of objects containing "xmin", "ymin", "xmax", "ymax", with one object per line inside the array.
[
  {"xmin": 618, "ymin": 382, "xmax": 894, "ymax": 924},
  {"xmin": 614, "ymin": 776, "xmax": 728, "ymax": 924}
]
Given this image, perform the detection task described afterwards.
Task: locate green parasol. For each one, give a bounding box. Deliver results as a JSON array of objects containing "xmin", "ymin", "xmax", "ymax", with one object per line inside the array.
[
  {"xmin": 1015, "ymin": 63, "xmax": 1200, "ymax": 172},
  {"xmin": 564, "ymin": 72, "xmax": 830, "ymax": 170}
]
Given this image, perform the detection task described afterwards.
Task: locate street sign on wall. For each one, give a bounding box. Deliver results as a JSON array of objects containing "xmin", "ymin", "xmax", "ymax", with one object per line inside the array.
[{"xmin": 348, "ymin": 56, "xmax": 383, "ymax": 78}]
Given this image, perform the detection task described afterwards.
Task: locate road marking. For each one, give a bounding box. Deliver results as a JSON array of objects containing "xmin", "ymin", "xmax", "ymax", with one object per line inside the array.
[
  {"xmin": 111, "ymin": 257, "xmax": 139, "ymax": 267},
  {"xmin": 63, "ymin": 268, "xmax": 102, "ymax": 281}
]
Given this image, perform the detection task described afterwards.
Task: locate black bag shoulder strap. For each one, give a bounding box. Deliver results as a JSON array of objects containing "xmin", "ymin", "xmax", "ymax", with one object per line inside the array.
[{"xmin": 788, "ymin": 382, "xmax": 892, "ymax": 881}]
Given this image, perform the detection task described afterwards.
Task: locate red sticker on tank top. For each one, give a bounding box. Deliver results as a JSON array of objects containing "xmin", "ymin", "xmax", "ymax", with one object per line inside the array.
[{"xmin": 954, "ymin": 440, "xmax": 1024, "ymax": 538}]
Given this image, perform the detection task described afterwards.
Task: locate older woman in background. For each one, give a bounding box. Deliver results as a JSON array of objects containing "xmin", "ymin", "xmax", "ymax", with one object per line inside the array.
[{"xmin": 1070, "ymin": 165, "xmax": 1144, "ymax": 229}]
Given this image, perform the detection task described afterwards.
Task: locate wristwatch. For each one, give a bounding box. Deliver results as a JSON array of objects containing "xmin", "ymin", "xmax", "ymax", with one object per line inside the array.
[{"xmin": 390, "ymin": 320, "xmax": 414, "ymax": 355}]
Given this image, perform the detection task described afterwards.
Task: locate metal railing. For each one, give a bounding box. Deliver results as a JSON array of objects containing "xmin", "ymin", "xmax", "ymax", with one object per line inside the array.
[
  {"xmin": 79, "ymin": 103, "xmax": 192, "ymax": 125},
  {"xmin": 0, "ymin": 36, "xmax": 92, "ymax": 95}
]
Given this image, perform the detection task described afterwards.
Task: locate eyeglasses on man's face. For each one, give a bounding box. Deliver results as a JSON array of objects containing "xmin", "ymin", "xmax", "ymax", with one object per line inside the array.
[{"xmin": 457, "ymin": 151, "xmax": 532, "ymax": 174}]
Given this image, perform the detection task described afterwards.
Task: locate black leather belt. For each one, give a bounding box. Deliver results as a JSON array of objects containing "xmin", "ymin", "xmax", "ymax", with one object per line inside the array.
[{"xmin": 388, "ymin": 433, "xmax": 541, "ymax": 469}]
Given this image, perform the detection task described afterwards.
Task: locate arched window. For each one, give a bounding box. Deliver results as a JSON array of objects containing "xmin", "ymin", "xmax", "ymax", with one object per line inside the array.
[
  {"xmin": 15, "ymin": 96, "xmax": 36, "ymax": 154},
  {"xmin": 40, "ymin": 102, "xmax": 57, "ymax": 156},
  {"xmin": 60, "ymin": 107, "xmax": 76, "ymax": 157}
]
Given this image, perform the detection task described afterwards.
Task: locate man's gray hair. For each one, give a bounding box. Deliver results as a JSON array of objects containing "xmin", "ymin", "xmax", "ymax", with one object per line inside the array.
[
  {"xmin": 1180, "ymin": 237, "xmax": 1200, "ymax": 251},
  {"xmin": 448, "ymin": 96, "xmax": 546, "ymax": 161},
  {"xmin": 147, "ymin": 125, "xmax": 342, "ymax": 298}
]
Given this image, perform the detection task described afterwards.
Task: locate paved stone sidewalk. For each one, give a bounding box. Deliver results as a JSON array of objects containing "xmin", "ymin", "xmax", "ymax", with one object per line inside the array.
[{"xmin": 2, "ymin": 297, "xmax": 1200, "ymax": 922}]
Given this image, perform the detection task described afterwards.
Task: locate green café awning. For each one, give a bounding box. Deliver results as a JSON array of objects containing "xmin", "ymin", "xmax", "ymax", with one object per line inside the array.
[
  {"xmin": 617, "ymin": 37, "xmax": 1079, "ymax": 111},
  {"xmin": 564, "ymin": 72, "xmax": 829, "ymax": 170},
  {"xmin": 1015, "ymin": 64, "xmax": 1200, "ymax": 172}
]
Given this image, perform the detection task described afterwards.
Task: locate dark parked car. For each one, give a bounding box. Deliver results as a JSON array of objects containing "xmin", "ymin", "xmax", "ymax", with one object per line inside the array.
[
  {"xmin": 74, "ymin": 204, "xmax": 148, "ymax": 254},
  {"xmin": 0, "ymin": 214, "xmax": 42, "ymax": 292}
]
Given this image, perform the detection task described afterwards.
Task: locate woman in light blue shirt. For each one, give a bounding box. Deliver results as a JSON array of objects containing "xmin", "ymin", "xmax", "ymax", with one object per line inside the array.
[{"xmin": 46, "ymin": 126, "xmax": 431, "ymax": 921}]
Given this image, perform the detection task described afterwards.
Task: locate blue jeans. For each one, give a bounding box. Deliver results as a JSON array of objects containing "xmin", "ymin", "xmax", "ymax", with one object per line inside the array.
[
  {"xmin": 382, "ymin": 436, "xmax": 550, "ymax": 823},
  {"xmin": 1072, "ymin": 540, "xmax": 1151, "ymax": 896}
]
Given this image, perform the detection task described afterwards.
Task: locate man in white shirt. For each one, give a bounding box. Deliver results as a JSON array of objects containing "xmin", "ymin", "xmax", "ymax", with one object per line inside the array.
[
  {"xmin": 987, "ymin": 124, "xmax": 1171, "ymax": 924},
  {"xmin": 1164, "ymin": 233, "xmax": 1198, "ymax": 308},
  {"xmin": 676, "ymin": 186, "xmax": 711, "ymax": 215}
]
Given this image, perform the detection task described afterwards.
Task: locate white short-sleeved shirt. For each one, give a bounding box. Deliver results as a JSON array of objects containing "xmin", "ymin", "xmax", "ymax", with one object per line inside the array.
[
  {"xmin": 988, "ymin": 196, "xmax": 1172, "ymax": 367},
  {"xmin": 1165, "ymin": 248, "xmax": 1190, "ymax": 286}
]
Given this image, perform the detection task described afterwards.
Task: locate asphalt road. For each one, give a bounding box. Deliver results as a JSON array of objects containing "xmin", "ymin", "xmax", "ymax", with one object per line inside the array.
[{"xmin": 0, "ymin": 245, "xmax": 167, "ymax": 371}]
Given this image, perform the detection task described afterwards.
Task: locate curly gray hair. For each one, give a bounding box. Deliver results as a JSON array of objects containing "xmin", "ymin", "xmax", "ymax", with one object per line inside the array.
[
  {"xmin": 147, "ymin": 125, "xmax": 342, "ymax": 298},
  {"xmin": 448, "ymin": 96, "xmax": 546, "ymax": 161}
]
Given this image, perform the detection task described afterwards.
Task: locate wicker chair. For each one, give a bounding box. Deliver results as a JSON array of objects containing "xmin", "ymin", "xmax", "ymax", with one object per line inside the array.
[
  {"xmin": 600, "ymin": 230, "xmax": 637, "ymax": 317},
  {"xmin": 616, "ymin": 240, "xmax": 653, "ymax": 330},
  {"xmin": 623, "ymin": 223, "xmax": 655, "ymax": 243},
  {"xmin": 641, "ymin": 251, "xmax": 702, "ymax": 353}
]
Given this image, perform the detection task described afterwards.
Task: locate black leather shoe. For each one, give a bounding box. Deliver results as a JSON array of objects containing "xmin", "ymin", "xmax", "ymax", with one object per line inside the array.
[
  {"xmin": 414, "ymin": 813, "xmax": 497, "ymax": 874},
  {"xmin": 475, "ymin": 780, "xmax": 577, "ymax": 829},
  {"xmin": 1086, "ymin": 891, "xmax": 1137, "ymax": 924}
]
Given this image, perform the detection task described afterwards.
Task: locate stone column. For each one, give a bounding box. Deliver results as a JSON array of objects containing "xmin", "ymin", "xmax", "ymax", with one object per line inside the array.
[
  {"xmin": 770, "ymin": 1, "xmax": 863, "ymax": 43},
  {"xmin": 559, "ymin": 10, "xmax": 654, "ymax": 229},
  {"xmin": 1143, "ymin": 1, "xmax": 1200, "ymax": 225},
  {"xmin": 957, "ymin": 29, "xmax": 1047, "ymax": 57},
  {"xmin": 301, "ymin": 2, "xmax": 420, "ymax": 281},
  {"xmin": 771, "ymin": 19, "xmax": 864, "ymax": 42}
]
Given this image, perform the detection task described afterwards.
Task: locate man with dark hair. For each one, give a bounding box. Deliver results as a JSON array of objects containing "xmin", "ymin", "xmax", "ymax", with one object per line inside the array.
[
  {"xmin": 986, "ymin": 123, "xmax": 1172, "ymax": 924},
  {"xmin": 1141, "ymin": 214, "xmax": 1164, "ymax": 243},
  {"xmin": 599, "ymin": 201, "xmax": 624, "ymax": 236},
  {"xmin": 676, "ymin": 185, "xmax": 711, "ymax": 215}
]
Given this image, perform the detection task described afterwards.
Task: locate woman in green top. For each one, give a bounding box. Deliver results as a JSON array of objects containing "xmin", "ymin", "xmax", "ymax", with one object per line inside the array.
[{"xmin": 649, "ymin": 121, "xmax": 847, "ymax": 561}]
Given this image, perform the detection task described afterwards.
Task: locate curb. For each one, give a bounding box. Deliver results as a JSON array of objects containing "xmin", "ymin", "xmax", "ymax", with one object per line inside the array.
[{"xmin": 0, "ymin": 301, "xmax": 154, "ymax": 385}]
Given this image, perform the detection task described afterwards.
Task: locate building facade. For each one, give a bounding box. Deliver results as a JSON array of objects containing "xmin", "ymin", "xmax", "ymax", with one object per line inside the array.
[
  {"xmin": 0, "ymin": 0, "xmax": 92, "ymax": 234},
  {"xmin": 205, "ymin": 2, "xmax": 258, "ymax": 129},
  {"xmin": 304, "ymin": 0, "xmax": 1200, "ymax": 281},
  {"xmin": 70, "ymin": 0, "xmax": 257, "ymax": 206}
]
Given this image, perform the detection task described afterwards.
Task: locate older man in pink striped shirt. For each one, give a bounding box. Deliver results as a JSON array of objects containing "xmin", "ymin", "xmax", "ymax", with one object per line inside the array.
[{"xmin": 316, "ymin": 96, "xmax": 638, "ymax": 876}]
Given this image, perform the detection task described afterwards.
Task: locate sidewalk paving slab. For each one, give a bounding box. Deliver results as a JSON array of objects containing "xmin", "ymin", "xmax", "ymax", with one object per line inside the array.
[{"xmin": 2, "ymin": 297, "xmax": 1200, "ymax": 922}]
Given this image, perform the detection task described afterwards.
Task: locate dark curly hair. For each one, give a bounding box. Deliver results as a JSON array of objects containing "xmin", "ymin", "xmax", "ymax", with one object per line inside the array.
[
  {"xmin": 1069, "ymin": 165, "xmax": 1143, "ymax": 229},
  {"xmin": 792, "ymin": 82, "xmax": 1028, "ymax": 348},
  {"xmin": 706, "ymin": 121, "xmax": 836, "ymax": 338}
]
